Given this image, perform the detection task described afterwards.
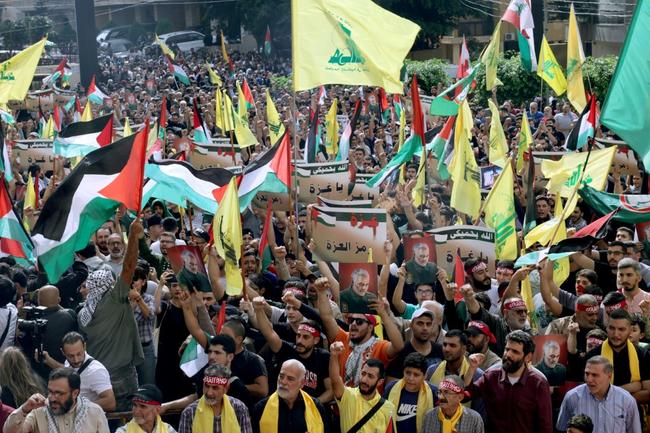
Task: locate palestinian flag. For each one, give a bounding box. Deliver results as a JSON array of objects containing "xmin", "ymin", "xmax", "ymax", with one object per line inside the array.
[
  {"xmin": 264, "ymin": 25, "xmax": 272, "ymax": 56},
  {"xmin": 0, "ymin": 108, "xmax": 15, "ymax": 125},
  {"xmin": 143, "ymin": 160, "xmax": 234, "ymax": 213},
  {"xmin": 337, "ymin": 99, "xmax": 362, "ymax": 161},
  {"xmin": 317, "ymin": 86, "xmax": 327, "ymax": 106},
  {"xmin": 238, "ymin": 130, "xmax": 291, "ymax": 210},
  {"xmin": 42, "ymin": 58, "xmax": 71, "ymax": 89},
  {"xmin": 0, "ymin": 175, "xmax": 33, "ymax": 266},
  {"xmin": 304, "ymin": 109, "xmax": 320, "ymax": 163},
  {"xmin": 430, "ymin": 67, "xmax": 479, "ymax": 116},
  {"xmin": 165, "ymin": 56, "xmax": 190, "ymax": 86},
  {"xmin": 179, "ymin": 336, "xmax": 208, "ymax": 377},
  {"xmin": 579, "ymin": 186, "xmax": 650, "ymax": 223},
  {"xmin": 32, "ymin": 129, "xmax": 147, "ymax": 282},
  {"xmin": 392, "ymin": 94, "xmax": 402, "ymax": 122},
  {"xmin": 428, "ymin": 116, "xmax": 455, "ymax": 180},
  {"xmin": 378, "ymin": 88, "xmax": 390, "ymax": 124},
  {"xmin": 192, "ymin": 101, "xmax": 211, "ymax": 145},
  {"xmin": 87, "ymin": 75, "xmax": 109, "ymax": 105},
  {"xmin": 241, "ymin": 79, "xmax": 255, "ymax": 110},
  {"xmin": 565, "ymin": 94, "xmax": 598, "ymax": 151},
  {"xmin": 549, "ymin": 209, "xmax": 617, "ymax": 253},
  {"xmin": 0, "ymin": 126, "xmax": 13, "ymax": 182},
  {"xmin": 53, "ymin": 114, "xmax": 114, "ymax": 158}
]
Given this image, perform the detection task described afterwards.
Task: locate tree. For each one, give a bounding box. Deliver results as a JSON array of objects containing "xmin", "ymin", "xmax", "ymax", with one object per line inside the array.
[
  {"xmin": 404, "ymin": 58, "xmax": 451, "ymax": 92},
  {"xmin": 582, "ymin": 56, "xmax": 617, "ymax": 101},
  {"xmin": 236, "ymin": 0, "xmax": 291, "ymax": 53}
]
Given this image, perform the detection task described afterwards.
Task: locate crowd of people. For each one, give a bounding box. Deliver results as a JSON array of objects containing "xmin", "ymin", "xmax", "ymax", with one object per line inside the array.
[{"xmin": 0, "ymin": 31, "xmax": 647, "ymax": 433}]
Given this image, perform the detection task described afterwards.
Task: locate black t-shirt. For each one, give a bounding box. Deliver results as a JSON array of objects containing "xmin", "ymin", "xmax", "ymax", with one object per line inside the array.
[
  {"xmin": 272, "ymin": 341, "xmax": 330, "ymax": 398},
  {"xmin": 568, "ymin": 343, "xmax": 650, "ymax": 384},
  {"xmin": 594, "ymin": 262, "xmax": 618, "ymax": 294},
  {"xmin": 231, "ymin": 349, "xmax": 268, "ymax": 388},
  {"xmin": 386, "ymin": 341, "xmax": 443, "ymax": 379},
  {"xmin": 251, "ymin": 393, "xmax": 329, "ymax": 433}
]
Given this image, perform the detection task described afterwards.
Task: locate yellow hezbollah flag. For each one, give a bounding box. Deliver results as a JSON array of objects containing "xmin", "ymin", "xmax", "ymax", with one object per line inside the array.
[
  {"xmin": 215, "ymin": 88, "xmax": 225, "ymax": 132},
  {"xmin": 0, "ymin": 38, "xmax": 47, "ymax": 104},
  {"xmin": 81, "ymin": 102, "xmax": 93, "ymax": 121},
  {"xmin": 292, "ymin": 0, "xmax": 420, "ymax": 93},
  {"xmin": 516, "ymin": 111, "xmax": 533, "ymax": 173},
  {"xmin": 42, "ymin": 116, "xmax": 55, "ymax": 140},
  {"xmin": 266, "ymin": 89, "xmax": 286, "ymax": 145},
  {"xmin": 524, "ymin": 195, "xmax": 566, "ymax": 248},
  {"xmin": 23, "ymin": 173, "xmax": 36, "ymax": 232},
  {"xmin": 155, "ymin": 34, "xmax": 175, "ymax": 60},
  {"xmin": 483, "ymin": 159, "xmax": 517, "ymax": 260},
  {"xmin": 324, "ymin": 97, "xmax": 338, "ymax": 155},
  {"xmin": 542, "ymin": 146, "xmax": 617, "ymax": 198},
  {"xmin": 413, "ymin": 147, "xmax": 427, "ymax": 208},
  {"xmin": 398, "ymin": 106, "xmax": 406, "ymax": 146},
  {"xmin": 236, "ymin": 81, "xmax": 248, "ymax": 121},
  {"xmin": 487, "ymin": 99, "xmax": 508, "ymax": 168},
  {"xmin": 123, "ymin": 117, "xmax": 133, "ymax": 137},
  {"xmin": 213, "ymin": 177, "xmax": 243, "ymax": 295},
  {"xmin": 567, "ymin": 4, "xmax": 587, "ymax": 112},
  {"xmin": 232, "ymin": 100, "xmax": 257, "ymax": 148},
  {"xmin": 481, "ymin": 21, "xmax": 503, "ymax": 90},
  {"xmin": 537, "ymin": 36, "xmax": 567, "ymax": 96},
  {"xmin": 520, "ymin": 276, "xmax": 537, "ymax": 331},
  {"xmin": 223, "ymin": 91, "xmax": 235, "ymax": 133},
  {"xmin": 220, "ymin": 30, "xmax": 231, "ymax": 65},
  {"xmin": 550, "ymin": 199, "xmax": 570, "ymax": 286},
  {"xmin": 206, "ymin": 63, "xmax": 222, "ymax": 87},
  {"xmin": 449, "ymin": 100, "xmax": 480, "ymax": 219}
]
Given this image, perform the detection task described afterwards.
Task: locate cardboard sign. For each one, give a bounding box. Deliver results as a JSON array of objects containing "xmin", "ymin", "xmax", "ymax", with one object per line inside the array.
[
  {"xmin": 297, "ymin": 161, "xmax": 351, "ymax": 203},
  {"xmin": 429, "ymin": 225, "xmax": 496, "ymax": 277}
]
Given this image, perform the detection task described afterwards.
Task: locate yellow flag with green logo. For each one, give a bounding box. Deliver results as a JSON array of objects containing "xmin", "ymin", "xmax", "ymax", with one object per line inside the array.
[
  {"xmin": 42, "ymin": 116, "xmax": 55, "ymax": 140},
  {"xmin": 81, "ymin": 102, "xmax": 93, "ymax": 121},
  {"xmin": 516, "ymin": 111, "xmax": 533, "ymax": 173},
  {"xmin": 236, "ymin": 81, "xmax": 248, "ymax": 121},
  {"xmin": 266, "ymin": 90, "xmax": 286, "ymax": 145},
  {"xmin": 0, "ymin": 38, "xmax": 47, "ymax": 104},
  {"xmin": 212, "ymin": 177, "xmax": 243, "ymax": 296},
  {"xmin": 205, "ymin": 63, "xmax": 222, "ymax": 87},
  {"xmin": 537, "ymin": 36, "xmax": 567, "ymax": 96},
  {"xmin": 483, "ymin": 159, "xmax": 517, "ymax": 260},
  {"xmin": 223, "ymin": 91, "xmax": 235, "ymax": 133},
  {"xmin": 449, "ymin": 100, "xmax": 480, "ymax": 220},
  {"xmin": 542, "ymin": 146, "xmax": 617, "ymax": 198},
  {"xmin": 567, "ymin": 4, "xmax": 587, "ymax": 112},
  {"xmin": 215, "ymin": 89, "xmax": 225, "ymax": 132},
  {"xmin": 23, "ymin": 173, "xmax": 35, "ymax": 232},
  {"xmin": 481, "ymin": 21, "xmax": 503, "ymax": 90},
  {"xmin": 324, "ymin": 97, "xmax": 338, "ymax": 155},
  {"xmin": 292, "ymin": 0, "xmax": 420, "ymax": 93},
  {"xmin": 487, "ymin": 99, "xmax": 508, "ymax": 168},
  {"xmin": 123, "ymin": 117, "xmax": 132, "ymax": 137},
  {"xmin": 155, "ymin": 35, "xmax": 175, "ymax": 60}
]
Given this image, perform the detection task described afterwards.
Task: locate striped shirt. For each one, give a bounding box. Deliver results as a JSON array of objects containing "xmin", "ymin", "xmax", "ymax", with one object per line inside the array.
[
  {"xmin": 178, "ymin": 396, "xmax": 253, "ymax": 433},
  {"xmin": 133, "ymin": 293, "xmax": 155, "ymax": 344},
  {"xmin": 421, "ymin": 407, "xmax": 485, "ymax": 433},
  {"xmin": 556, "ymin": 384, "xmax": 641, "ymax": 433}
]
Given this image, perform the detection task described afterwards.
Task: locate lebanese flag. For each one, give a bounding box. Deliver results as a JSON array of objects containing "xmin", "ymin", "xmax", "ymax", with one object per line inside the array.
[
  {"xmin": 502, "ymin": 0, "xmax": 537, "ymax": 71},
  {"xmin": 457, "ymin": 36, "xmax": 471, "ymax": 79},
  {"xmin": 87, "ymin": 75, "xmax": 109, "ymax": 105},
  {"xmin": 53, "ymin": 114, "xmax": 114, "ymax": 158},
  {"xmin": 32, "ymin": 128, "xmax": 147, "ymax": 282},
  {"xmin": 241, "ymin": 78, "xmax": 256, "ymax": 110},
  {"xmin": 0, "ymin": 176, "xmax": 33, "ymax": 266},
  {"xmin": 238, "ymin": 130, "xmax": 291, "ymax": 210}
]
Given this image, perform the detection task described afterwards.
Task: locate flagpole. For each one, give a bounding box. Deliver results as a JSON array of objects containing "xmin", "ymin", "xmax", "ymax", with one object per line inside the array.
[
  {"xmin": 290, "ymin": 93, "xmax": 300, "ymax": 258},
  {"xmin": 221, "ymin": 89, "xmax": 237, "ymax": 166},
  {"xmin": 186, "ymin": 200, "xmax": 194, "ymax": 236}
]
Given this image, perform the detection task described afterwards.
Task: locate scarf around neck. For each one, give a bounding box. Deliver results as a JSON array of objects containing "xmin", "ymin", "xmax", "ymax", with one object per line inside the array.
[{"xmin": 345, "ymin": 335, "xmax": 378, "ymax": 385}]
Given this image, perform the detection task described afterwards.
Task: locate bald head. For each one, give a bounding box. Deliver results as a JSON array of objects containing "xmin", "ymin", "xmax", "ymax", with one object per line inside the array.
[{"xmin": 38, "ymin": 285, "xmax": 60, "ymax": 308}]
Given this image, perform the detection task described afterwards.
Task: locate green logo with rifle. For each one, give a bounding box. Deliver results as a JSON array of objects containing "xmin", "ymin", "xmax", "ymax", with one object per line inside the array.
[
  {"xmin": 329, "ymin": 23, "xmax": 365, "ymax": 66},
  {"xmin": 0, "ymin": 62, "xmax": 15, "ymax": 82}
]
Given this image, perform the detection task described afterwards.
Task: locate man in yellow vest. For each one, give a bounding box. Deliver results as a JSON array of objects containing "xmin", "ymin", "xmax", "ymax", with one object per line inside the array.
[
  {"xmin": 251, "ymin": 359, "xmax": 328, "ymax": 433},
  {"xmin": 178, "ymin": 364, "xmax": 252, "ymax": 433},
  {"xmin": 116, "ymin": 385, "xmax": 176, "ymax": 433}
]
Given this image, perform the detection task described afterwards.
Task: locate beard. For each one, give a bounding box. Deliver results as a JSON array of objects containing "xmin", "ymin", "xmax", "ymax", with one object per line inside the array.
[
  {"xmin": 50, "ymin": 395, "xmax": 75, "ymax": 415},
  {"xmin": 203, "ymin": 397, "xmax": 218, "ymax": 406},
  {"xmin": 502, "ymin": 357, "xmax": 524, "ymax": 374},
  {"xmin": 359, "ymin": 381, "xmax": 377, "ymax": 396},
  {"xmin": 472, "ymin": 277, "xmax": 491, "ymax": 292}
]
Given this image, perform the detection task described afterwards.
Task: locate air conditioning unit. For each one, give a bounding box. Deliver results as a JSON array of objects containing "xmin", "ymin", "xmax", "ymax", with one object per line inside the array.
[{"xmin": 504, "ymin": 32, "xmax": 516, "ymax": 41}]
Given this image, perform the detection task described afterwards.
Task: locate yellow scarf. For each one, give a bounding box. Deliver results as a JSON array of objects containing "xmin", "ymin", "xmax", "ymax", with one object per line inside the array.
[
  {"xmin": 192, "ymin": 395, "xmax": 241, "ymax": 433},
  {"xmin": 387, "ymin": 379, "xmax": 433, "ymax": 433},
  {"xmin": 437, "ymin": 405, "xmax": 463, "ymax": 433},
  {"xmin": 259, "ymin": 390, "xmax": 323, "ymax": 433},
  {"xmin": 601, "ymin": 339, "xmax": 641, "ymax": 384},
  {"xmin": 430, "ymin": 357, "xmax": 470, "ymax": 386},
  {"xmin": 125, "ymin": 415, "xmax": 169, "ymax": 433}
]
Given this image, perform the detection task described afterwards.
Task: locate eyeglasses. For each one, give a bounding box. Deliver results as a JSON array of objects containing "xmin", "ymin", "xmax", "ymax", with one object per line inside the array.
[{"xmin": 347, "ymin": 317, "xmax": 370, "ymax": 326}]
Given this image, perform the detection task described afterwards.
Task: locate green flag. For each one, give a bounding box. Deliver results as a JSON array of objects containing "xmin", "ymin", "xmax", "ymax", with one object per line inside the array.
[
  {"xmin": 579, "ymin": 186, "xmax": 650, "ymax": 224},
  {"xmin": 600, "ymin": 0, "xmax": 650, "ymax": 170}
]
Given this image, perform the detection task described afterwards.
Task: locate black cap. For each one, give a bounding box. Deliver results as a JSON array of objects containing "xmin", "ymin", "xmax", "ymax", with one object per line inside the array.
[
  {"xmin": 131, "ymin": 384, "xmax": 163, "ymax": 405},
  {"xmin": 147, "ymin": 214, "xmax": 162, "ymax": 227},
  {"xmin": 192, "ymin": 229, "xmax": 210, "ymax": 242}
]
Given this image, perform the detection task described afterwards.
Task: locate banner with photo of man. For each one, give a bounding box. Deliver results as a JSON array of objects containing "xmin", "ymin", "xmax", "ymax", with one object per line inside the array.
[
  {"xmin": 403, "ymin": 232, "xmax": 438, "ymax": 286},
  {"xmin": 166, "ymin": 245, "xmax": 211, "ymax": 293},
  {"xmin": 311, "ymin": 206, "xmax": 388, "ymax": 263},
  {"xmin": 429, "ymin": 225, "xmax": 496, "ymax": 276},
  {"xmin": 338, "ymin": 263, "xmax": 379, "ymax": 314}
]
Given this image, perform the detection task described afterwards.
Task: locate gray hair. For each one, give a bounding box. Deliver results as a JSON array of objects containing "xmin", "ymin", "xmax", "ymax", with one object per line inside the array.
[
  {"xmin": 586, "ymin": 355, "xmax": 613, "ymax": 374},
  {"xmin": 351, "ymin": 268, "xmax": 370, "ymax": 283},
  {"xmin": 204, "ymin": 364, "xmax": 231, "ymax": 379},
  {"xmin": 420, "ymin": 300, "xmax": 443, "ymax": 322},
  {"xmin": 543, "ymin": 340, "xmax": 560, "ymax": 352},
  {"xmin": 576, "ymin": 294, "xmax": 598, "ymax": 307},
  {"xmin": 282, "ymin": 359, "xmax": 306, "ymax": 381},
  {"xmin": 618, "ymin": 258, "xmax": 640, "ymax": 274}
]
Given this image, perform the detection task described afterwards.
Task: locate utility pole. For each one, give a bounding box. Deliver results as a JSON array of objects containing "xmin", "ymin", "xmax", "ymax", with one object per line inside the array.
[{"xmin": 75, "ymin": 0, "xmax": 98, "ymax": 89}]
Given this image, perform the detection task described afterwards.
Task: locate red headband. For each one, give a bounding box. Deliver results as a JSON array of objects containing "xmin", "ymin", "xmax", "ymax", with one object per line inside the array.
[
  {"xmin": 298, "ymin": 324, "xmax": 321, "ymax": 338},
  {"xmin": 204, "ymin": 376, "xmax": 228, "ymax": 386},
  {"xmin": 605, "ymin": 301, "xmax": 627, "ymax": 314},
  {"xmin": 587, "ymin": 337, "xmax": 605, "ymax": 348},
  {"xmin": 575, "ymin": 303, "xmax": 599, "ymax": 314},
  {"xmin": 504, "ymin": 299, "xmax": 527, "ymax": 311},
  {"xmin": 471, "ymin": 262, "xmax": 487, "ymax": 274},
  {"xmin": 132, "ymin": 398, "xmax": 161, "ymax": 406},
  {"xmin": 496, "ymin": 267, "xmax": 514, "ymax": 275},
  {"xmin": 439, "ymin": 379, "xmax": 463, "ymax": 394}
]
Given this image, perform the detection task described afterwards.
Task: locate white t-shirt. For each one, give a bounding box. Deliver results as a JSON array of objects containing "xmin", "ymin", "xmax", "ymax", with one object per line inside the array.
[
  {"xmin": 65, "ymin": 353, "xmax": 113, "ymax": 403},
  {"xmin": 150, "ymin": 238, "xmax": 186, "ymax": 255},
  {"xmin": 0, "ymin": 304, "xmax": 18, "ymax": 352}
]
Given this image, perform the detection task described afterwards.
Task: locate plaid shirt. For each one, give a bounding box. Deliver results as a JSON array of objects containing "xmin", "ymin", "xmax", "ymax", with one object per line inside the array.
[
  {"xmin": 133, "ymin": 293, "xmax": 155, "ymax": 344},
  {"xmin": 178, "ymin": 396, "xmax": 253, "ymax": 433}
]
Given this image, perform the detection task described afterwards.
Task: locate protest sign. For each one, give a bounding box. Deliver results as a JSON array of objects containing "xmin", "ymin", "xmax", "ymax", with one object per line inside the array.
[
  {"xmin": 189, "ymin": 137, "xmax": 243, "ymax": 168},
  {"xmin": 166, "ymin": 245, "xmax": 211, "ymax": 293},
  {"xmin": 12, "ymin": 139, "xmax": 54, "ymax": 169},
  {"xmin": 348, "ymin": 173, "xmax": 380, "ymax": 204},
  {"xmin": 403, "ymin": 232, "xmax": 437, "ymax": 286},
  {"xmin": 252, "ymin": 191, "xmax": 291, "ymax": 211},
  {"xmin": 318, "ymin": 196, "xmax": 373, "ymax": 208},
  {"xmin": 311, "ymin": 206, "xmax": 387, "ymax": 263},
  {"xmin": 338, "ymin": 263, "xmax": 379, "ymax": 314},
  {"xmin": 297, "ymin": 160, "xmax": 351, "ymax": 203},
  {"xmin": 532, "ymin": 335, "xmax": 568, "ymax": 387},
  {"xmin": 429, "ymin": 225, "xmax": 496, "ymax": 276}
]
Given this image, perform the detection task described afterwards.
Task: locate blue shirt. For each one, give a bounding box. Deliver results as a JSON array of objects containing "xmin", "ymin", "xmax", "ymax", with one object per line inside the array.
[{"xmin": 557, "ymin": 383, "xmax": 641, "ymax": 433}]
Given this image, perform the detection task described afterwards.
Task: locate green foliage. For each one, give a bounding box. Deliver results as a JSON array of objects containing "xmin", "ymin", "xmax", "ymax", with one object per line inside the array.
[
  {"xmin": 155, "ymin": 20, "xmax": 173, "ymax": 35},
  {"xmin": 0, "ymin": 20, "xmax": 28, "ymax": 50},
  {"xmin": 404, "ymin": 58, "xmax": 451, "ymax": 92},
  {"xmin": 472, "ymin": 52, "xmax": 539, "ymax": 107},
  {"xmin": 582, "ymin": 56, "xmax": 617, "ymax": 101},
  {"xmin": 237, "ymin": 0, "xmax": 291, "ymax": 53},
  {"xmin": 270, "ymin": 75, "xmax": 292, "ymax": 93}
]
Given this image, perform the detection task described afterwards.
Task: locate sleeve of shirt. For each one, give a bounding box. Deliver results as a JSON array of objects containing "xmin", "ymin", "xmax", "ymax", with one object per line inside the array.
[
  {"xmin": 85, "ymin": 365, "xmax": 113, "ymax": 394},
  {"xmin": 3, "ymin": 409, "xmax": 36, "ymax": 433},
  {"xmin": 627, "ymin": 395, "xmax": 642, "ymax": 433},
  {"xmin": 400, "ymin": 303, "xmax": 417, "ymax": 320},
  {"xmin": 235, "ymin": 400, "xmax": 253, "ymax": 433},
  {"xmin": 555, "ymin": 391, "xmax": 575, "ymax": 432},
  {"xmin": 269, "ymin": 305, "xmax": 285, "ymax": 324},
  {"xmin": 558, "ymin": 290, "xmax": 578, "ymax": 311},
  {"xmin": 96, "ymin": 409, "xmax": 110, "ymax": 433},
  {"xmin": 536, "ymin": 377, "xmax": 554, "ymax": 433},
  {"xmin": 178, "ymin": 406, "xmax": 193, "ymax": 433},
  {"xmin": 334, "ymin": 327, "xmax": 349, "ymax": 346}
]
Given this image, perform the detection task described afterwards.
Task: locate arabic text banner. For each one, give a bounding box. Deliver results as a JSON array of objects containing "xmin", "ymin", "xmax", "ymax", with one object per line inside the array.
[
  {"xmin": 12, "ymin": 139, "xmax": 55, "ymax": 168},
  {"xmin": 429, "ymin": 225, "xmax": 496, "ymax": 277},
  {"xmin": 311, "ymin": 206, "xmax": 387, "ymax": 264},
  {"xmin": 349, "ymin": 173, "xmax": 380, "ymax": 204},
  {"xmin": 189, "ymin": 137, "xmax": 243, "ymax": 168},
  {"xmin": 297, "ymin": 161, "xmax": 351, "ymax": 203}
]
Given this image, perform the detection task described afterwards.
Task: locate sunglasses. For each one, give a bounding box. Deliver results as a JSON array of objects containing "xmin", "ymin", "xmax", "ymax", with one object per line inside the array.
[{"xmin": 347, "ymin": 317, "xmax": 370, "ymax": 326}]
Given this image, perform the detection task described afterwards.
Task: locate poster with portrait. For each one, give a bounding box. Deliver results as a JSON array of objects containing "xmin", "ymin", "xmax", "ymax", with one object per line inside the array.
[
  {"xmin": 429, "ymin": 225, "xmax": 496, "ymax": 277},
  {"xmin": 532, "ymin": 335, "xmax": 568, "ymax": 387},
  {"xmin": 296, "ymin": 161, "xmax": 351, "ymax": 203},
  {"xmin": 166, "ymin": 245, "xmax": 211, "ymax": 293},
  {"xmin": 403, "ymin": 232, "xmax": 438, "ymax": 286},
  {"xmin": 338, "ymin": 263, "xmax": 379, "ymax": 314}
]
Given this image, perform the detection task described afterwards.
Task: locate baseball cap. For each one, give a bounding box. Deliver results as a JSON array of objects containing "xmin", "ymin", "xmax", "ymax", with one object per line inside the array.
[
  {"xmin": 466, "ymin": 320, "xmax": 497, "ymax": 344},
  {"xmin": 411, "ymin": 307, "xmax": 435, "ymax": 321},
  {"xmin": 131, "ymin": 384, "xmax": 162, "ymax": 405}
]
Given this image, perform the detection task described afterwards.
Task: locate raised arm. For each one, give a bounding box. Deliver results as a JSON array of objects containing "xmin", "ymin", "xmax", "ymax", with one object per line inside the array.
[
  {"xmin": 252, "ymin": 297, "xmax": 283, "ymax": 353},
  {"xmin": 206, "ymin": 245, "xmax": 225, "ymax": 301},
  {"xmin": 539, "ymin": 260, "xmax": 563, "ymax": 316},
  {"xmin": 121, "ymin": 218, "xmax": 143, "ymax": 291},
  {"xmin": 371, "ymin": 297, "xmax": 404, "ymax": 358},
  {"xmin": 391, "ymin": 264, "xmax": 408, "ymax": 315},
  {"xmin": 329, "ymin": 342, "xmax": 345, "ymax": 400},
  {"xmin": 315, "ymin": 277, "xmax": 341, "ymax": 343},
  {"xmin": 179, "ymin": 291, "xmax": 209, "ymax": 348}
]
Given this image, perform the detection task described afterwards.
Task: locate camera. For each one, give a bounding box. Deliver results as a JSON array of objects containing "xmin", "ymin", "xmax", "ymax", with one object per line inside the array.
[{"xmin": 18, "ymin": 306, "xmax": 48, "ymax": 361}]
